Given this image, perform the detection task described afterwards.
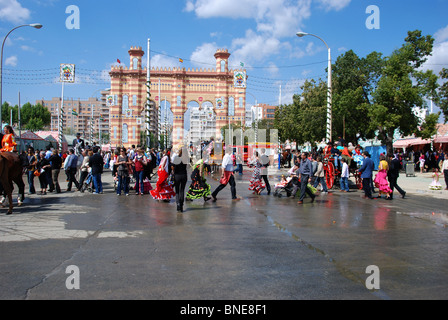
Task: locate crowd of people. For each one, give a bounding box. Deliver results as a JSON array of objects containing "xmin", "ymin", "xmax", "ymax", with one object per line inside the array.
[{"xmin": 2, "ymin": 127, "xmax": 448, "ymax": 213}]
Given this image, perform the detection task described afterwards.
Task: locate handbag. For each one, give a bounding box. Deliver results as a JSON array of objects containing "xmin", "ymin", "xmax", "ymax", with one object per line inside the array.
[
  {"xmin": 307, "ymin": 183, "xmax": 317, "ymax": 195},
  {"xmin": 34, "ymin": 170, "xmax": 41, "ymax": 177},
  {"xmin": 167, "ymin": 172, "xmax": 175, "ymax": 185}
]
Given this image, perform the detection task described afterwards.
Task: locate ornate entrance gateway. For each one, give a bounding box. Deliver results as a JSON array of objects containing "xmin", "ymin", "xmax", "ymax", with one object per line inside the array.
[{"xmin": 109, "ymin": 47, "xmax": 247, "ymax": 148}]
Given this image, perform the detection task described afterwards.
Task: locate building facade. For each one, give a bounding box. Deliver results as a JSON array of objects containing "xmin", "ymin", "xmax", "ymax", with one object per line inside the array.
[
  {"xmin": 37, "ymin": 92, "xmax": 110, "ymax": 143},
  {"xmin": 248, "ymin": 103, "xmax": 277, "ymax": 126},
  {"xmin": 109, "ymin": 46, "xmax": 247, "ymax": 149},
  {"xmin": 187, "ymin": 105, "xmax": 217, "ymax": 144}
]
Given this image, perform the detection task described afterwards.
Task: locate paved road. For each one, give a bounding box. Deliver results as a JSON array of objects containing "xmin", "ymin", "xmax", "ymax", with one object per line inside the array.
[{"xmin": 0, "ymin": 167, "xmax": 447, "ymax": 300}]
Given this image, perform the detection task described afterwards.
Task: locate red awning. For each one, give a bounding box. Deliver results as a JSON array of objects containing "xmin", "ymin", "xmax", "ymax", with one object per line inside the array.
[{"xmin": 393, "ymin": 138, "xmax": 431, "ymax": 148}]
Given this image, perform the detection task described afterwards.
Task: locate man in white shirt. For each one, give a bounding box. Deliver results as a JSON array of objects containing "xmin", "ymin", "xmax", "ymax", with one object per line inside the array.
[
  {"xmin": 442, "ymin": 158, "xmax": 448, "ymax": 190},
  {"xmin": 211, "ymin": 149, "xmax": 237, "ymax": 201},
  {"xmin": 260, "ymin": 148, "xmax": 271, "ymax": 195}
]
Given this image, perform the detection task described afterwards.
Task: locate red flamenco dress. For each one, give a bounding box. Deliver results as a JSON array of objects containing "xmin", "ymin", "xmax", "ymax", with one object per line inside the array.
[
  {"xmin": 150, "ymin": 156, "xmax": 176, "ymax": 200},
  {"xmin": 1, "ymin": 134, "xmax": 17, "ymax": 152},
  {"xmin": 248, "ymin": 159, "xmax": 266, "ymax": 194}
]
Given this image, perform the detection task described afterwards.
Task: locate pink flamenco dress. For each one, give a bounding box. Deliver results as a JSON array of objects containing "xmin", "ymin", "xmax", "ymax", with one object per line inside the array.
[
  {"xmin": 374, "ymin": 160, "xmax": 393, "ymax": 197},
  {"xmin": 150, "ymin": 156, "xmax": 176, "ymax": 200},
  {"xmin": 248, "ymin": 159, "xmax": 266, "ymax": 195}
]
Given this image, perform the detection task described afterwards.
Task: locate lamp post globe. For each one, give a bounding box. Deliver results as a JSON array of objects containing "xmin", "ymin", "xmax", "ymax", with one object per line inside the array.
[{"xmin": 0, "ymin": 23, "xmax": 43, "ymax": 127}]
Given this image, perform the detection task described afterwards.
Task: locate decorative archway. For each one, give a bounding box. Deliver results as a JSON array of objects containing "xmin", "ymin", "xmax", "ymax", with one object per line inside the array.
[{"xmin": 109, "ymin": 47, "xmax": 247, "ymax": 149}]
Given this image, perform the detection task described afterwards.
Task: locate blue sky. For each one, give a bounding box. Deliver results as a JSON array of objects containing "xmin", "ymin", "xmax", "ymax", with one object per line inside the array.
[{"xmin": 1, "ymin": 0, "xmax": 447, "ymax": 114}]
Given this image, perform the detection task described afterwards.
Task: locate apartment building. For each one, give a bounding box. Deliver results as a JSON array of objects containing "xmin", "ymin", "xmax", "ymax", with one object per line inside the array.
[{"xmin": 36, "ymin": 89, "xmax": 110, "ymax": 143}]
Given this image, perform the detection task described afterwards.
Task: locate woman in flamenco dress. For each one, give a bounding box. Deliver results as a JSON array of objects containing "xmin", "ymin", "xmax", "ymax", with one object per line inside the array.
[
  {"xmin": 186, "ymin": 159, "xmax": 211, "ymax": 202},
  {"xmin": 150, "ymin": 149, "xmax": 176, "ymax": 201},
  {"xmin": 248, "ymin": 151, "xmax": 266, "ymax": 195},
  {"xmin": 374, "ymin": 154, "xmax": 393, "ymax": 200}
]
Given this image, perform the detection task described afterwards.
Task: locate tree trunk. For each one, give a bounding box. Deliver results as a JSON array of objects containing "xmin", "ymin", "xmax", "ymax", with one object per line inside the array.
[{"xmin": 385, "ymin": 131, "xmax": 394, "ymax": 156}]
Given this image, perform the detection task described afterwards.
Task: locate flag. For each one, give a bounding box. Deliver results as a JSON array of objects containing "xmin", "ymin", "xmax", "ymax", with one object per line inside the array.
[
  {"xmin": 240, "ymin": 62, "xmax": 244, "ymax": 67},
  {"xmin": 72, "ymin": 109, "xmax": 78, "ymax": 116},
  {"xmin": 179, "ymin": 58, "xmax": 183, "ymax": 63},
  {"xmin": 117, "ymin": 58, "xmax": 121, "ymax": 64}
]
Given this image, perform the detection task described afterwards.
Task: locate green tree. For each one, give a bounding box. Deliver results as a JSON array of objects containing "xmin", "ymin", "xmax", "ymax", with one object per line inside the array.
[
  {"xmin": 331, "ymin": 50, "xmax": 384, "ymax": 143},
  {"xmin": 26, "ymin": 118, "xmax": 46, "ymax": 131},
  {"xmin": 221, "ymin": 122, "xmax": 250, "ymax": 144},
  {"xmin": 297, "ymin": 79, "xmax": 327, "ymax": 145},
  {"xmin": 438, "ymin": 68, "xmax": 448, "ymax": 122},
  {"xmin": 274, "ymin": 102, "xmax": 301, "ymax": 143},
  {"xmin": 418, "ymin": 112, "xmax": 440, "ymax": 139},
  {"xmin": 274, "ymin": 79, "xmax": 327, "ymax": 146},
  {"xmin": 19, "ymin": 102, "xmax": 51, "ymax": 131},
  {"xmin": 1, "ymin": 102, "xmax": 19, "ymax": 125},
  {"xmin": 368, "ymin": 30, "xmax": 438, "ymax": 154}
]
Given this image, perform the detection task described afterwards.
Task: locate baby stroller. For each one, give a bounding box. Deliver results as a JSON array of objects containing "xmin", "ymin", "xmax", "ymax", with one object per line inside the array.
[
  {"xmin": 80, "ymin": 171, "xmax": 94, "ymax": 193},
  {"xmin": 273, "ymin": 176, "xmax": 297, "ymax": 198}
]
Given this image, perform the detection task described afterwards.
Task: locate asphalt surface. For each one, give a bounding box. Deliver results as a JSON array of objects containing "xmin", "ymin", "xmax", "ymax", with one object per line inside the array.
[{"xmin": 0, "ymin": 166, "xmax": 447, "ymax": 300}]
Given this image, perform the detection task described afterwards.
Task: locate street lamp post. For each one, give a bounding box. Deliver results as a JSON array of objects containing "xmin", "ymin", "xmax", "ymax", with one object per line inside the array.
[
  {"xmin": 0, "ymin": 23, "xmax": 43, "ymax": 127},
  {"xmin": 296, "ymin": 32, "xmax": 332, "ymax": 143},
  {"xmin": 245, "ymin": 92, "xmax": 258, "ymax": 145}
]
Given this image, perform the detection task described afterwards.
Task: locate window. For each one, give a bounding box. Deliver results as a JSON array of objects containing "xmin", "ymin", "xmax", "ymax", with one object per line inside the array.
[
  {"xmin": 122, "ymin": 124, "xmax": 128, "ymax": 143},
  {"xmin": 228, "ymin": 97, "xmax": 235, "ymax": 116},
  {"xmin": 133, "ymin": 95, "xmax": 137, "ymax": 106},
  {"xmin": 133, "ymin": 58, "xmax": 138, "ymax": 70},
  {"xmin": 122, "ymin": 95, "xmax": 129, "ymax": 114},
  {"xmin": 220, "ymin": 60, "xmax": 226, "ymax": 72}
]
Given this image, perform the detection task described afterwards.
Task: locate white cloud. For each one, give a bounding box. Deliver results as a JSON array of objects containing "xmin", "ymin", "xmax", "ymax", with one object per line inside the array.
[
  {"xmin": 186, "ymin": 0, "xmax": 347, "ymax": 70},
  {"xmin": 184, "ymin": 1, "xmax": 195, "ymax": 13},
  {"xmin": 316, "ymin": 0, "xmax": 351, "ymax": 12},
  {"xmin": 190, "ymin": 43, "xmax": 218, "ymax": 68},
  {"xmin": 20, "ymin": 45, "xmax": 34, "ymax": 51},
  {"xmin": 280, "ymin": 78, "xmax": 306, "ymax": 105},
  {"xmin": 210, "ymin": 31, "xmax": 221, "ymax": 38},
  {"xmin": 423, "ymin": 41, "xmax": 448, "ymax": 75},
  {"xmin": 301, "ymin": 69, "xmax": 312, "ymax": 77},
  {"xmin": 420, "ymin": 24, "xmax": 448, "ymax": 76},
  {"xmin": 434, "ymin": 24, "xmax": 448, "ymax": 43},
  {"xmin": 185, "ymin": 0, "xmax": 256, "ymax": 19},
  {"xmin": 231, "ymin": 30, "xmax": 282, "ymax": 64},
  {"xmin": 151, "ymin": 54, "xmax": 182, "ymax": 69},
  {"xmin": 5, "ymin": 55, "xmax": 17, "ymax": 66},
  {"xmin": 186, "ymin": 0, "xmax": 312, "ymax": 38},
  {"xmin": 0, "ymin": 0, "xmax": 31, "ymax": 23}
]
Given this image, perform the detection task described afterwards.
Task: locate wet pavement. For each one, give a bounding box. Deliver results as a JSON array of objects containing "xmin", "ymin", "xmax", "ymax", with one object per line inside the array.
[{"xmin": 0, "ymin": 167, "xmax": 447, "ymax": 300}]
